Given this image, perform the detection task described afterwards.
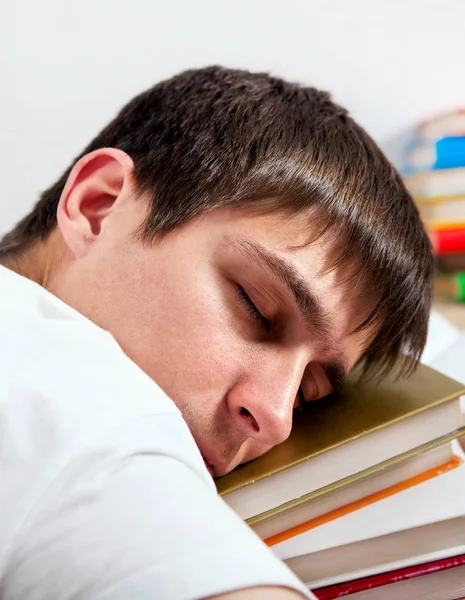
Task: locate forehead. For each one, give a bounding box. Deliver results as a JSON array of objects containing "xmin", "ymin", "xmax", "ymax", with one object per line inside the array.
[{"xmin": 188, "ymin": 207, "xmax": 379, "ymax": 366}]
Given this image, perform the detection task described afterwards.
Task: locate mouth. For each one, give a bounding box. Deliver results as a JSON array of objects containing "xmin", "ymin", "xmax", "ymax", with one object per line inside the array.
[
  {"xmin": 197, "ymin": 441, "xmax": 223, "ymax": 478},
  {"xmin": 195, "ymin": 435, "xmax": 234, "ymax": 478},
  {"xmin": 201, "ymin": 455, "xmax": 215, "ymax": 478}
]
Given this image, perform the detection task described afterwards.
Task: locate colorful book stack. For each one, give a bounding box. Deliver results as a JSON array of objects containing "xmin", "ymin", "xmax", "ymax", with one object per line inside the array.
[
  {"xmin": 401, "ymin": 110, "xmax": 465, "ymax": 305},
  {"xmin": 216, "ymin": 364, "xmax": 465, "ymax": 599}
]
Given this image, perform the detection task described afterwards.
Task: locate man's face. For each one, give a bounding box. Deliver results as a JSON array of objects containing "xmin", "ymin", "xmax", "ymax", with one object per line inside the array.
[{"xmin": 52, "ymin": 201, "xmax": 372, "ymax": 477}]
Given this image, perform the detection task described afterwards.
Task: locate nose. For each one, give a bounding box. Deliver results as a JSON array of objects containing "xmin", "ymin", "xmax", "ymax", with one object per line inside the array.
[{"xmin": 226, "ymin": 350, "xmax": 306, "ymax": 447}]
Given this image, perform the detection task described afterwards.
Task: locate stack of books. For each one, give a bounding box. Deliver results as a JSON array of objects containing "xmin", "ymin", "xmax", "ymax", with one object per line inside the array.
[
  {"xmin": 216, "ymin": 364, "xmax": 465, "ymax": 599},
  {"xmin": 402, "ymin": 110, "xmax": 465, "ymax": 305}
]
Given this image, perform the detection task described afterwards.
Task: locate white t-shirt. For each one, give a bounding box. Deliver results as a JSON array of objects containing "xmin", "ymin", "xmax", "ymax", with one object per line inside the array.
[{"xmin": 0, "ymin": 265, "xmax": 314, "ymax": 600}]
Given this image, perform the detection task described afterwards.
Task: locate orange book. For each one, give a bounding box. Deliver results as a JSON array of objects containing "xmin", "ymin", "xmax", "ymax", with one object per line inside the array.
[{"xmin": 264, "ymin": 454, "xmax": 462, "ymax": 547}]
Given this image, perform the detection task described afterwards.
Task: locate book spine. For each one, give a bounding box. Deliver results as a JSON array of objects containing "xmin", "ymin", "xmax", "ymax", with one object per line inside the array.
[
  {"xmin": 418, "ymin": 199, "xmax": 465, "ymax": 229},
  {"xmin": 435, "ymin": 137, "xmax": 465, "ymax": 169},
  {"xmin": 434, "ymin": 272, "xmax": 465, "ymax": 303},
  {"xmin": 403, "ymin": 136, "xmax": 465, "ymax": 173},
  {"xmin": 429, "ymin": 227, "xmax": 465, "ymax": 254},
  {"xmin": 429, "ymin": 220, "xmax": 465, "ymax": 230},
  {"xmin": 437, "ymin": 252, "xmax": 465, "ymax": 271},
  {"xmin": 312, "ymin": 553, "xmax": 465, "ymax": 599},
  {"xmin": 416, "ymin": 110, "xmax": 465, "ymax": 140},
  {"xmin": 264, "ymin": 455, "xmax": 462, "ymax": 547},
  {"xmin": 403, "ymin": 168, "xmax": 465, "ymax": 201}
]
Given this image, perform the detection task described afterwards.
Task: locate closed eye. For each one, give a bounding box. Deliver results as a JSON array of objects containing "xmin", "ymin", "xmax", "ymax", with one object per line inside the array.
[
  {"xmin": 235, "ymin": 285, "xmax": 311, "ymax": 406},
  {"xmin": 235, "ymin": 284, "xmax": 271, "ymax": 332}
]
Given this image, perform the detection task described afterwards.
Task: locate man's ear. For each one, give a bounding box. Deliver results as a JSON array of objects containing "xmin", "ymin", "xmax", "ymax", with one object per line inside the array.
[{"xmin": 57, "ymin": 148, "xmax": 135, "ymax": 258}]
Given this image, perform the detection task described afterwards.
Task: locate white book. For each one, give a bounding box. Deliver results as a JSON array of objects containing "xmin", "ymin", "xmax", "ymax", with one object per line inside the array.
[
  {"xmin": 273, "ymin": 441, "xmax": 465, "ymax": 562},
  {"xmin": 307, "ymin": 541, "xmax": 465, "ymax": 590}
]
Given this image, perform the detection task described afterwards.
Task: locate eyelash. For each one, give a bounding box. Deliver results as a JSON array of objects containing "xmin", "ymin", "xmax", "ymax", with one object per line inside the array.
[
  {"xmin": 235, "ymin": 284, "xmax": 306, "ymax": 407},
  {"xmin": 235, "ymin": 285, "xmax": 271, "ymax": 332}
]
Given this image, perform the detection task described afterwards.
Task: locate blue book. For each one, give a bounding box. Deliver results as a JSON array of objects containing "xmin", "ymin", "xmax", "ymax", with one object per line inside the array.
[{"xmin": 401, "ymin": 136, "xmax": 465, "ymax": 174}]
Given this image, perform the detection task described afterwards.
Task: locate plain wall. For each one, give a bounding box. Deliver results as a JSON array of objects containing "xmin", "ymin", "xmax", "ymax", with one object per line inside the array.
[{"xmin": 1, "ymin": 0, "xmax": 465, "ymax": 233}]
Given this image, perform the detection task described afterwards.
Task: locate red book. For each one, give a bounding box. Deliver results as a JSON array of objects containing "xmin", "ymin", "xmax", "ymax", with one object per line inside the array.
[
  {"xmin": 312, "ymin": 553, "xmax": 465, "ymax": 599},
  {"xmin": 429, "ymin": 227, "xmax": 465, "ymax": 255}
]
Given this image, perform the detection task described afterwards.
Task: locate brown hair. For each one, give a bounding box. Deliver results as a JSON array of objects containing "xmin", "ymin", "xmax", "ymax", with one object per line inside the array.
[{"xmin": 0, "ymin": 66, "xmax": 433, "ymax": 377}]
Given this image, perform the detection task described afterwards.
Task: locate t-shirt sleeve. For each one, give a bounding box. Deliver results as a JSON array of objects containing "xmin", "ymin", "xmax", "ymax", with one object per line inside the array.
[{"xmin": 2, "ymin": 448, "xmax": 315, "ymax": 600}]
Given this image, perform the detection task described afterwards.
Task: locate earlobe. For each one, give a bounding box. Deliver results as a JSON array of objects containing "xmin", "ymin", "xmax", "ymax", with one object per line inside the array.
[{"xmin": 56, "ymin": 148, "xmax": 135, "ymax": 258}]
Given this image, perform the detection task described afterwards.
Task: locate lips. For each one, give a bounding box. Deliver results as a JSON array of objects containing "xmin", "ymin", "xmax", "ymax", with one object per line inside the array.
[
  {"xmin": 194, "ymin": 433, "xmax": 239, "ymax": 478},
  {"xmin": 200, "ymin": 446, "xmax": 220, "ymax": 478},
  {"xmin": 202, "ymin": 456, "xmax": 215, "ymax": 478},
  {"xmin": 196, "ymin": 441, "xmax": 224, "ymax": 478}
]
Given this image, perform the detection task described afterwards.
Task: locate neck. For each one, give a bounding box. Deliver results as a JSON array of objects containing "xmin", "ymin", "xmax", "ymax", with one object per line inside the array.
[{"xmin": 0, "ymin": 230, "xmax": 65, "ymax": 287}]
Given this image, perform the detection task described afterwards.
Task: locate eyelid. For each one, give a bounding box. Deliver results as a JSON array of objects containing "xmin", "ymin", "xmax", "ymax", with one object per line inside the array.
[
  {"xmin": 235, "ymin": 284, "xmax": 271, "ymax": 331},
  {"xmin": 235, "ymin": 283, "xmax": 329, "ymax": 402}
]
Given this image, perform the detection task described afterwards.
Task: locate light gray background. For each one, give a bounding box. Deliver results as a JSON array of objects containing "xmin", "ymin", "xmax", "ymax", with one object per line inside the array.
[{"xmin": 1, "ymin": 0, "xmax": 464, "ymax": 234}]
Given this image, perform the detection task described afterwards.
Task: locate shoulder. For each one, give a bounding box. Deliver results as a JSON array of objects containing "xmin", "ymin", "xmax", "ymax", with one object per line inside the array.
[
  {"xmin": 0, "ymin": 265, "xmax": 179, "ymax": 440},
  {"xmin": 0, "ymin": 265, "xmax": 197, "ymax": 558},
  {"xmin": 3, "ymin": 448, "xmax": 311, "ymax": 600}
]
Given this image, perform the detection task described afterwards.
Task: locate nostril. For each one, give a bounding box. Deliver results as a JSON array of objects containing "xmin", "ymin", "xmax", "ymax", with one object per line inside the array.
[{"xmin": 240, "ymin": 407, "xmax": 259, "ymax": 432}]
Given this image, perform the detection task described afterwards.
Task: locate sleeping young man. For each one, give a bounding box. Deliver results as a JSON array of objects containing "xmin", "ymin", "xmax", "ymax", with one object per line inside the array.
[{"xmin": 0, "ymin": 66, "xmax": 433, "ymax": 600}]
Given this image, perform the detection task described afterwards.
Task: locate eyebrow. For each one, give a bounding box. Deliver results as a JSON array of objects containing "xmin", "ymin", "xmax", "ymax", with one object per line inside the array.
[{"xmin": 229, "ymin": 236, "xmax": 347, "ymax": 393}]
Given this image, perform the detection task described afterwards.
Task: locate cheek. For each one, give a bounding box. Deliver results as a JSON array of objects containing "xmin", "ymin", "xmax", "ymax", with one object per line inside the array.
[
  {"xmin": 144, "ymin": 271, "xmax": 245, "ymax": 404},
  {"xmin": 227, "ymin": 440, "xmax": 275, "ymax": 472},
  {"xmin": 243, "ymin": 442, "xmax": 274, "ymax": 463}
]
